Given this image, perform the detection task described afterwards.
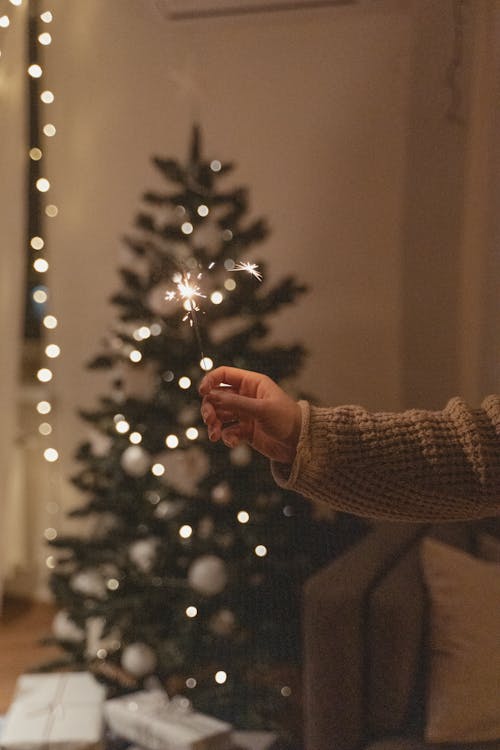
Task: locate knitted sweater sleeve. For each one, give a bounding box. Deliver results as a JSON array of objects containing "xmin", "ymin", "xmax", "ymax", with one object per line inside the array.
[{"xmin": 271, "ymin": 395, "xmax": 500, "ymax": 522}]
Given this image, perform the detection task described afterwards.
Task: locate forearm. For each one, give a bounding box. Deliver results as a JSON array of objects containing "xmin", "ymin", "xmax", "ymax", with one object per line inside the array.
[{"xmin": 271, "ymin": 396, "xmax": 500, "ymax": 522}]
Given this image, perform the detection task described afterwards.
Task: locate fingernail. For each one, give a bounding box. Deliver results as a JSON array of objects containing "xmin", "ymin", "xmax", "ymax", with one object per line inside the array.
[{"xmin": 201, "ymin": 407, "xmax": 209, "ymax": 421}]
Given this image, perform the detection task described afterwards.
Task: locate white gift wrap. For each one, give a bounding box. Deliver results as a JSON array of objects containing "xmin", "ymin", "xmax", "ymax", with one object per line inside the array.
[
  {"xmin": 1, "ymin": 672, "xmax": 105, "ymax": 750},
  {"xmin": 231, "ymin": 732, "xmax": 277, "ymax": 750},
  {"xmin": 104, "ymin": 690, "xmax": 232, "ymax": 750}
]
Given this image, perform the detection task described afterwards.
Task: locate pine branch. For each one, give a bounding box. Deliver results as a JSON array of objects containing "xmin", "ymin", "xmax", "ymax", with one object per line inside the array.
[{"xmin": 153, "ymin": 157, "xmax": 185, "ymax": 184}]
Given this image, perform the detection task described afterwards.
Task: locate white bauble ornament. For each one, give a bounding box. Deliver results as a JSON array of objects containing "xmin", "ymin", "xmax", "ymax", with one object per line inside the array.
[
  {"xmin": 178, "ymin": 404, "xmax": 199, "ymax": 426},
  {"xmin": 52, "ymin": 610, "xmax": 84, "ymax": 642},
  {"xmin": 129, "ymin": 538, "xmax": 160, "ymax": 573},
  {"xmin": 230, "ymin": 443, "xmax": 252, "ymax": 467},
  {"xmin": 155, "ymin": 500, "xmax": 184, "ymax": 520},
  {"xmin": 71, "ymin": 569, "xmax": 106, "ymax": 599},
  {"xmin": 88, "ymin": 430, "xmax": 112, "ymax": 458},
  {"xmin": 188, "ymin": 555, "xmax": 228, "ymax": 596},
  {"xmin": 159, "ymin": 447, "xmax": 209, "ymax": 496},
  {"xmin": 210, "ymin": 609, "xmax": 236, "ymax": 637},
  {"xmin": 85, "ymin": 616, "xmax": 122, "ymax": 658},
  {"xmin": 191, "ymin": 221, "xmax": 221, "ymax": 252},
  {"xmin": 211, "ymin": 482, "xmax": 232, "ymax": 505},
  {"xmin": 121, "ymin": 361, "xmax": 158, "ymax": 400},
  {"xmin": 121, "ymin": 446, "xmax": 151, "ymax": 477},
  {"xmin": 147, "ymin": 283, "xmax": 173, "ymax": 317},
  {"xmin": 198, "ymin": 516, "xmax": 214, "ymax": 540},
  {"xmin": 121, "ymin": 642, "xmax": 157, "ymax": 678}
]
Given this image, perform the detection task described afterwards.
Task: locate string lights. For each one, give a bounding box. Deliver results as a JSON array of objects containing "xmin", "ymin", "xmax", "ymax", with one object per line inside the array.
[
  {"xmin": 29, "ymin": 5, "xmax": 59, "ymax": 462},
  {"xmin": 24, "ymin": 2, "xmax": 62, "ymax": 562}
]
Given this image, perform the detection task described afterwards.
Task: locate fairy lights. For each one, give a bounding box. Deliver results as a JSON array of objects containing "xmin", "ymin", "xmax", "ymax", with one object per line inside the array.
[
  {"xmin": 25, "ymin": 5, "xmax": 63, "ymax": 576},
  {"xmin": 36, "ymin": 177, "xmax": 50, "ymax": 191},
  {"xmin": 152, "ymin": 463, "xmax": 165, "ymax": 477},
  {"xmin": 115, "ymin": 420, "xmax": 130, "ymax": 434},
  {"xmin": 31, "ymin": 235, "xmax": 45, "ymax": 249},
  {"xmin": 129, "ymin": 349, "xmax": 142, "ymax": 363}
]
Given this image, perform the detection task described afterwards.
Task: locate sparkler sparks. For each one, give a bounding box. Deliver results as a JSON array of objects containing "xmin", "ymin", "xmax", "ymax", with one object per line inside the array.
[
  {"xmin": 166, "ymin": 272, "xmax": 206, "ymax": 321},
  {"xmin": 232, "ymin": 262, "xmax": 263, "ymax": 281},
  {"xmin": 165, "ymin": 271, "xmax": 207, "ymax": 364},
  {"xmin": 163, "ymin": 260, "xmax": 263, "ymax": 366}
]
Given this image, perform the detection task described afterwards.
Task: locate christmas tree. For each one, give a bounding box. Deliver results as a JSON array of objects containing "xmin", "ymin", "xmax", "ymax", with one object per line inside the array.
[{"xmin": 43, "ymin": 126, "xmax": 361, "ymax": 742}]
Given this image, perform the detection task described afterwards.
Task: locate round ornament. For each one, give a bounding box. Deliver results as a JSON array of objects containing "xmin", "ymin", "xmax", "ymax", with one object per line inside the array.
[
  {"xmin": 211, "ymin": 482, "xmax": 232, "ymax": 505},
  {"xmin": 88, "ymin": 430, "xmax": 112, "ymax": 458},
  {"xmin": 198, "ymin": 517, "xmax": 214, "ymax": 540},
  {"xmin": 120, "ymin": 446, "xmax": 151, "ymax": 477},
  {"xmin": 129, "ymin": 538, "xmax": 160, "ymax": 573},
  {"xmin": 178, "ymin": 404, "xmax": 199, "ymax": 426},
  {"xmin": 210, "ymin": 609, "xmax": 236, "ymax": 637},
  {"xmin": 159, "ymin": 447, "xmax": 209, "ymax": 496},
  {"xmin": 230, "ymin": 443, "xmax": 252, "ymax": 467},
  {"xmin": 191, "ymin": 221, "xmax": 221, "ymax": 252},
  {"xmin": 121, "ymin": 361, "xmax": 158, "ymax": 400},
  {"xmin": 121, "ymin": 642, "xmax": 157, "ymax": 678},
  {"xmin": 188, "ymin": 555, "xmax": 228, "ymax": 596},
  {"xmin": 52, "ymin": 610, "xmax": 84, "ymax": 642},
  {"xmin": 147, "ymin": 283, "xmax": 171, "ymax": 317},
  {"xmin": 71, "ymin": 569, "xmax": 106, "ymax": 599},
  {"xmin": 155, "ymin": 500, "xmax": 183, "ymax": 520}
]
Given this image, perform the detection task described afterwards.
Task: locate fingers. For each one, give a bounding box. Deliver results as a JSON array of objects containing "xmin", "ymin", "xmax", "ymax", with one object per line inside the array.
[
  {"xmin": 204, "ymin": 389, "xmax": 263, "ymax": 420},
  {"xmin": 201, "ymin": 397, "xmax": 240, "ymax": 442},
  {"xmin": 199, "ymin": 366, "xmax": 265, "ymax": 396},
  {"xmin": 221, "ymin": 419, "xmax": 255, "ymax": 446}
]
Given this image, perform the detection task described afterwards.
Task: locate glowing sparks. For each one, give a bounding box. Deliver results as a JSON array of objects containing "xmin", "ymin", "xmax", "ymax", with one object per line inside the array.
[
  {"xmin": 232, "ymin": 262, "xmax": 263, "ymax": 281},
  {"xmin": 163, "ymin": 260, "xmax": 263, "ymax": 365},
  {"xmin": 165, "ymin": 272, "xmax": 206, "ymax": 321}
]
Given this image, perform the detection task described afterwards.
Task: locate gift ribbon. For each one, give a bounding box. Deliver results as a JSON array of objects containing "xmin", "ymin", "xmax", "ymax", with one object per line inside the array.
[
  {"xmin": 26, "ymin": 673, "xmax": 70, "ymax": 750},
  {"xmin": 25, "ymin": 673, "xmax": 101, "ymax": 750}
]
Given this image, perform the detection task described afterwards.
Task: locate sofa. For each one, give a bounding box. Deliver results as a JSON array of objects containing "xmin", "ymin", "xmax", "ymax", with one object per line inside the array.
[{"xmin": 302, "ymin": 518, "xmax": 500, "ymax": 750}]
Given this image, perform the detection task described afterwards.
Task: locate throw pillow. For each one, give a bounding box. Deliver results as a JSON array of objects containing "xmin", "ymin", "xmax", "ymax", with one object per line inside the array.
[
  {"xmin": 420, "ymin": 538, "xmax": 500, "ymax": 744},
  {"xmin": 479, "ymin": 533, "xmax": 500, "ymax": 564}
]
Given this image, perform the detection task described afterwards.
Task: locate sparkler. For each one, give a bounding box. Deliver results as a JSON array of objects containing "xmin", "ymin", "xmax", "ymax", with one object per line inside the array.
[
  {"xmin": 232, "ymin": 261, "xmax": 263, "ymax": 281},
  {"xmin": 164, "ymin": 260, "xmax": 263, "ymax": 368},
  {"xmin": 166, "ymin": 271, "xmax": 207, "ymax": 366}
]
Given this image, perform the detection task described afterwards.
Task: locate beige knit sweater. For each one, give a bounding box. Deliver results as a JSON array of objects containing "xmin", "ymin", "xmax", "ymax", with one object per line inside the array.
[{"xmin": 271, "ymin": 395, "xmax": 500, "ymax": 522}]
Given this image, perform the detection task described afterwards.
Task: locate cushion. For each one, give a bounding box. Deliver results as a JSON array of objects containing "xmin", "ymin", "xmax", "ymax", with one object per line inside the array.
[
  {"xmin": 420, "ymin": 538, "xmax": 500, "ymax": 744},
  {"xmin": 366, "ymin": 738, "xmax": 500, "ymax": 750},
  {"xmin": 479, "ymin": 533, "xmax": 500, "ymax": 563}
]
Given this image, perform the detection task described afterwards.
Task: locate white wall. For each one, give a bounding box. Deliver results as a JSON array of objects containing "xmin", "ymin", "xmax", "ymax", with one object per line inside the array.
[
  {"xmin": 47, "ymin": 0, "xmax": 413, "ymax": 495},
  {"xmin": 3, "ymin": 0, "xmax": 498, "ymax": 597}
]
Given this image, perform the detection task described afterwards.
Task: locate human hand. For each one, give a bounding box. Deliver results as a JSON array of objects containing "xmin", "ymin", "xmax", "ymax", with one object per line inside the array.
[{"xmin": 199, "ymin": 366, "xmax": 302, "ymax": 464}]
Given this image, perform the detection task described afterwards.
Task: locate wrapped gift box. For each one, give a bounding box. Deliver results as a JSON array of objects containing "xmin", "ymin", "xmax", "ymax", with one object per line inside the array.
[
  {"xmin": 1, "ymin": 672, "xmax": 105, "ymax": 750},
  {"xmin": 231, "ymin": 732, "xmax": 277, "ymax": 750},
  {"xmin": 104, "ymin": 690, "xmax": 232, "ymax": 750}
]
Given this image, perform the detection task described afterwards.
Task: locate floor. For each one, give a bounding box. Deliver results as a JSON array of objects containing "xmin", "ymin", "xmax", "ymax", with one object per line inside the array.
[{"xmin": 0, "ymin": 597, "xmax": 58, "ymax": 713}]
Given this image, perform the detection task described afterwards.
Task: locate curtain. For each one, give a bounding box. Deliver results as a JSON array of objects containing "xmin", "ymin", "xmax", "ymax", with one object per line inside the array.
[{"xmin": 0, "ymin": 4, "xmax": 28, "ymax": 609}]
